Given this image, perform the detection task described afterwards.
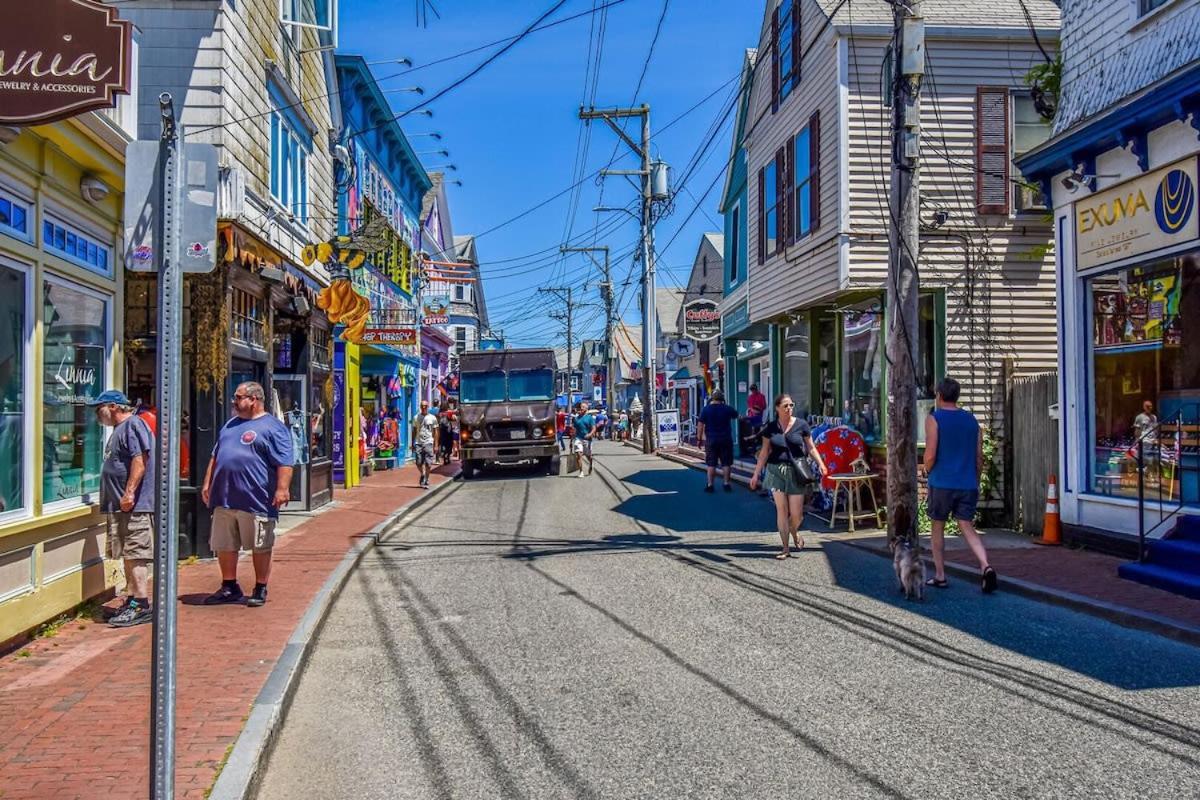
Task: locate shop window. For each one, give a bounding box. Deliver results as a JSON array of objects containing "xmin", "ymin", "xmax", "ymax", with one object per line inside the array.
[
  {"xmin": 270, "ymin": 100, "xmax": 311, "ymax": 225},
  {"xmin": 1012, "ymin": 93, "xmax": 1052, "ymax": 212},
  {"xmin": 232, "ymin": 287, "xmax": 267, "ymax": 348},
  {"xmin": 312, "ymin": 327, "xmax": 332, "ymax": 368},
  {"xmin": 42, "ymin": 279, "xmax": 108, "ymax": 507},
  {"xmin": 916, "ymin": 294, "xmax": 939, "ymax": 445},
  {"xmin": 1088, "ymin": 254, "xmax": 1200, "ymax": 503},
  {"xmin": 781, "ymin": 319, "xmax": 811, "ymax": 416},
  {"xmin": 310, "ymin": 373, "xmax": 329, "ymax": 460},
  {"xmin": 815, "ymin": 315, "xmax": 837, "ymax": 417},
  {"xmin": 0, "ymin": 263, "xmax": 26, "ymax": 516},
  {"xmin": 842, "ymin": 300, "xmax": 883, "ymax": 443},
  {"xmin": 125, "ymin": 275, "xmax": 156, "ymax": 337},
  {"xmin": 43, "ymin": 217, "xmax": 112, "ymax": 277},
  {"xmin": 0, "ymin": 190, "xmax": 30, "ymax": 241}
]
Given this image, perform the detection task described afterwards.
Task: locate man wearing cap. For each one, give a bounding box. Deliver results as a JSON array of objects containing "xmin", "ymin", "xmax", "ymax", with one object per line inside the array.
[
  {"xmin": 89, "ymin": 390, "xmax": 156, "ymax": 627},
  {"xmin": 698, "ymin": 390, "xmax": 740, "ymax": 493},
  {"xmin": 201, "ymin": 381, "xmax": 293, "ymax": 607}
]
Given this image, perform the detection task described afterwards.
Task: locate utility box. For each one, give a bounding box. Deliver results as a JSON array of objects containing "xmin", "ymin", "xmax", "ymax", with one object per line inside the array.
[{"xmin": 651, "ymin": 161, "xmax": 671, "ymax": 201}]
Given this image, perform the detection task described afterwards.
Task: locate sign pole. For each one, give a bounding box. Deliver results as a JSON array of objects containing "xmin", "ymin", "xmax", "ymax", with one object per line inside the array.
[{"xmin": 151, "ymin": 92, "xmax": 183, "ymax": 800}]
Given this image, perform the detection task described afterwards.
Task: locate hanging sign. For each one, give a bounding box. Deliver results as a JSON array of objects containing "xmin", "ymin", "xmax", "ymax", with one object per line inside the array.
[
  {"xmin": 359, "ymin": 328, "xmax": 417, "ymax": 346},
  {"xmin": 422, "ymin": 294, "xmax": 450, "ymax": 325},
  {"xmin": 683, "ymin": 299, "xmax": 721, "ymax": 342},
  {"xmin": 1075, "ymin": 156, "xmax": 1200, "ymax": 271},
  {"xmin": 0, "ymin": 0, "xmax": 133, "ymax": 125}
]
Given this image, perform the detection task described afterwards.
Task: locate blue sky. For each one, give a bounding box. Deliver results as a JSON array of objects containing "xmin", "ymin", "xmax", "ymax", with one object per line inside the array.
[{"xmin": 340, "ymin": 0, "xmax": 764, "ymax": 348}]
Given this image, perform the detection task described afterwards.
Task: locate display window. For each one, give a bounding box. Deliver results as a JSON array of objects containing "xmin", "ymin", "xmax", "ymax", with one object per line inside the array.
[
  {"xmin": 0, "ymin": 262, "xmax": 28, "ymax": 518},
  {"xmin": 1088, "ymin": 252, "xmax": 1200, "ymax": 502},
  {"xmin": 842, "ymin": 300, "xmax": 884, "ymax": 443},
  {"xmin": 42, "ymin": 277, "xmax": 110, "ymax": 509}
]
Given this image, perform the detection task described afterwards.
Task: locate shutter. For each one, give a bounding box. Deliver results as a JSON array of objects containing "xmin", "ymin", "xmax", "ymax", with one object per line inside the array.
[
  {"xmin": 792, "ymin": 0, "xmax": 802, "ymax": 85},
  {"xmin": 809, "ymin": 110, "xmax": 821, "ymax": 232},
  {"xmin": 975, "ymin": 87, "xmax": 1010, "ymax": 215},
  {"xmin": 776, "ymin": 146, "xmax": 787, "ymax": 252},
  {"xmin": 757, "ymin": 166, "xmax": 766, "ymax": 264},
  {"xmin": 771, "ymin": 6, "xmax": 780, "ymax": 114}
]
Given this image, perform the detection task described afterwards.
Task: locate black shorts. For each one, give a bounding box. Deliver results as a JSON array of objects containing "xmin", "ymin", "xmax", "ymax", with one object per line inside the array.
[
  {"xmin": 927, "ymin": 487, "xmax": 979, "ymax": 522},
  {"xmin": 705, "ymin": 440, "xmax": 734, "ymax": 468}
]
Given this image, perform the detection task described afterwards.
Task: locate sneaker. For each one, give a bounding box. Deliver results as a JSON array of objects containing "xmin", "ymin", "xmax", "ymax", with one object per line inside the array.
[
  {"xmin": 106, "ymin": 596, "xmax": 133, "ymax": 619},
  {"xmin": 246, "ymin": 584, "xmax": 268, "ymax": 607},
  {"xmin": 577, "ymin": 470, "xmax": 587, "ymax": 478},
  {"xmin": 703, "ymin": 485, "xmax": 714, "ymax": 493},
  {"xmin": 203, "ymin": 583, "xmax": 244, "ymax": 605},
  {"xmin": 109, "ymin": 601, "xmax": 152, "ymax": 628},
  {"xmin": 723, "ymin": 483, "xmax": 733, "ymax": 493}
]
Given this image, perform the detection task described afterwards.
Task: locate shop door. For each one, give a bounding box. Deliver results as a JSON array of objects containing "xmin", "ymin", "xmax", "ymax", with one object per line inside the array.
[
  {"xmin": 273, "ymin": 374, "xmax": 308, "ymax": 511},
  {"xmin": 750, "ymin": 356, "xmax": 771, "ymax": 418}
]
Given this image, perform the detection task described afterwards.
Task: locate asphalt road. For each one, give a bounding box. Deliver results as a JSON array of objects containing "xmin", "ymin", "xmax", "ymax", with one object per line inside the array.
[{"xmin": 256, "ymin": 442, "xmax": 1200, "ymax": 800}]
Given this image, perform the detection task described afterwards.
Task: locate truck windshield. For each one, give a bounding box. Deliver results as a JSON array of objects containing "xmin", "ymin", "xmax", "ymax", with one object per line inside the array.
[
  {"xmin": 507, "ymin": 369, "xmax": 554, "ymax": 401},
  {"xmin": 461, "ymin": 371, "xmax": 506, "ymax": 403}
]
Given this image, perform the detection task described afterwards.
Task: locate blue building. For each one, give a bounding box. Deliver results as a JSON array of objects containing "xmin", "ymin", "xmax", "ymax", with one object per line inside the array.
[{"xmin": 333, "ymin": 55, "xmax": 433, "ymax": 477}]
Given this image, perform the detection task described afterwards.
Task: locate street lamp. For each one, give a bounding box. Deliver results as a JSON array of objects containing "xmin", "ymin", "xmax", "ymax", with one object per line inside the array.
[
  {"xmin": 418, "ymin": 149, "xmax": 450, "ymax": 157},
  {"xmin": 407, "ymin": 109, "xmax": 434, "ymax": 118},
  {"xmin": 369, "ymin": 57, "xmax": 413, "ymax": 67},
  {"xmin": 383, "ymin": 87, "xmax": 424, "ymax": 95},
  {"xmin": 407, "ymin": 132, "xmax": 443, "ymax": 140},
  {"xmin": 427, "ymin": 164, "xmax": 458, "ymax": 172},
  {"xmin": 594, "ymin": 205, "xmax": 639, "ymax": 222}
]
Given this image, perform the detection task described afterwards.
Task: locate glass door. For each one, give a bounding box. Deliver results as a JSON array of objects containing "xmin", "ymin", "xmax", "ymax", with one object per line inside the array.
[{"xmin": 273, "ymin": 374, "xmax": 308, "ymax": 511}]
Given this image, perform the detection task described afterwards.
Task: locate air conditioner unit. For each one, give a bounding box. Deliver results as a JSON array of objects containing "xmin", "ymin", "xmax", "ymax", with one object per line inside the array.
[{"xmin": 218, "ymin": 166, "xmax": 245, "ymax": 220}]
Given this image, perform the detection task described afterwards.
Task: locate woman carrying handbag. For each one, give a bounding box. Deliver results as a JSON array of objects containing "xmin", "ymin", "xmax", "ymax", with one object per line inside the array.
[{"xmin": 749, "ymin": 394, "xmax": 830, "ymax": 559}]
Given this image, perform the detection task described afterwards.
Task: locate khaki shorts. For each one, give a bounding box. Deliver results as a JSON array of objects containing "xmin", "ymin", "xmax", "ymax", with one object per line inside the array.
[
  {"xmin": 210, "ymin": 507, "xmax": 277, "ymax": 553},
  {"xmin": 107, "ymin": 513, "xmax": 155, "ymax": 561}
]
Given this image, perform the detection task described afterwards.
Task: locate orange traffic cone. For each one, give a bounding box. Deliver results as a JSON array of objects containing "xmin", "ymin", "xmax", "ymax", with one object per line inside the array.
[{"xmin": 1036, "ymin": 474, "xmax": 1062, "ymax": 546}]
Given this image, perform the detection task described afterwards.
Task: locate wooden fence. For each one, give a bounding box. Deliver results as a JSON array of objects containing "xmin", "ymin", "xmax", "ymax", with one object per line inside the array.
[{"xmin": 1009, "ymin": 371, "xmax": 1059, "ymax": 535}]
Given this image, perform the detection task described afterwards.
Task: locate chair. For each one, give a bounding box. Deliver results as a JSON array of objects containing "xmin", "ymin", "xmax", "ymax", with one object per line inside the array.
[{"xmin": 824, "ymin": 459, "xmax": 883, "ymax": 532}]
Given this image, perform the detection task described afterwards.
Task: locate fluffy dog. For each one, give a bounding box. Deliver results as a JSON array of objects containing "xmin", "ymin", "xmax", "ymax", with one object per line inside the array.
[{"xmin": 892, "ymin": 537, "xmax": 926, "ymax": 600}]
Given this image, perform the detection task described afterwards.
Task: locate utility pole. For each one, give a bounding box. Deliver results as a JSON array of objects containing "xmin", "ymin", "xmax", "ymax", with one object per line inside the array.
[
  {"xmin": 561, "ymin": 245, "xmax": 612, "ymax": 412},
  {"xmin": 887, "ymin": 1, "xmax": 924, "ymax": 546},
  {"xmin": 539, "ymin": 286, "xmax": 575, "ymax": 399},
  {"xmin": 580, "ymin": 104, "xmax": 659, "ymax": 453}
]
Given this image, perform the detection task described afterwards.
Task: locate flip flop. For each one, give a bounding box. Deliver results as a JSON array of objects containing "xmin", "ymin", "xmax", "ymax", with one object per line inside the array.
[
  {"xmin": 982, "ymin": 567, "xmax": 998, "ymax": 594},
  {"xmin": 925, "ymin": 577, "xmax": 949, "ymax": 589},
  {"xmin": 775, "ymin": 552, "xmax": 790, "ymax": 560}
]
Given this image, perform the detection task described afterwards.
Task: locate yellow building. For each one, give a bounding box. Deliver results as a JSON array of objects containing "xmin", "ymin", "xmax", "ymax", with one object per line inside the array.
[{"xmin": 0, "ymin": 109, "xmax": 132, "ymax": 646}]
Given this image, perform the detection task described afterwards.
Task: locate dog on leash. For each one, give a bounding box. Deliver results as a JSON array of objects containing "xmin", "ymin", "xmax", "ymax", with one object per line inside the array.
[{"xmin": 892, "ymin": 537, "xmax": 926, "ymax": 600}]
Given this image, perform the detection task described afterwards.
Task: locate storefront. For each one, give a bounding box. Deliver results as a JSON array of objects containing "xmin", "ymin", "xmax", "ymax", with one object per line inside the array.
[{"xmin": 421, "ymin": 325, "xmax": 453, "ymax": 406}]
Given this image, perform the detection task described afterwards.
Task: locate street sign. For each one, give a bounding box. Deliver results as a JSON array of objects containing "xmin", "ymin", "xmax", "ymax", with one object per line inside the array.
[
  {"xmin": 656, "ymin": 408, "xmax": 680, "ymax": 449},
  {"xmin": 124, "ymin": 141, "xmax": 218, "ymax": 274}
]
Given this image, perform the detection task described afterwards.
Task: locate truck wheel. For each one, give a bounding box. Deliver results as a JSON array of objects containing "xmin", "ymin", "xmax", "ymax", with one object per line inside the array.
[
  {"xmin": 544, "ymin": 456, "xmax": 559, "ymax": 476},
  {"xmin": 461, "ymin": 459, "xmax": 478, "ymax": 480}
]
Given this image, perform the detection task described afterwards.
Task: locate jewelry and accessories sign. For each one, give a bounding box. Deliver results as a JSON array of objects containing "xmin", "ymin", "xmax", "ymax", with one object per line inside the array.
[
  {"xmin": 0, "ymin": 0, "xmax": 133, "ymax": 126},
  {"xmin": 683, "ymin": 299, "xmax": 721, "ymax": 341},
  {"xmin": 1075, "ymin": 156, "xmax": 1199, "ymax": 271}
]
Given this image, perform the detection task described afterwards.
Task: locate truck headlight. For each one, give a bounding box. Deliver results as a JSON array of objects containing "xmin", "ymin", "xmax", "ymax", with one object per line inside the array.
[{"xmin": 471, "ymin": 429, "xmax": 482, "ymax": 441}]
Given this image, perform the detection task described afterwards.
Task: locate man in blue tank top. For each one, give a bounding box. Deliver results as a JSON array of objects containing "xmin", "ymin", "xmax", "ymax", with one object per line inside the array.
[{"xmin": 923, "ymin": 377, "xmax": 997, "ymax": 593}]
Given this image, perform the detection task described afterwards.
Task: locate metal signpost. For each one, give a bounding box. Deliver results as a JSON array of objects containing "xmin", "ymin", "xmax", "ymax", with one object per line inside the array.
[{"xmin": 124, "ymin": 93, "xmax": 218, "ymax": 800}]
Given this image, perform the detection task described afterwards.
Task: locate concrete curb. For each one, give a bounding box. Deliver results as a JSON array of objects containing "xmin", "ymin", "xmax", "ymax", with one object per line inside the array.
[
  {"xmin": 207, "ymin": 470, "xmax": 461, "ymax": 800},
  {"xmin": 653, "ymin": 445, "xmax": 1200, "ymax": 649},
  {"xmin": 839, "ymin": 538, "xmax": 1200, "ymax": 649}
]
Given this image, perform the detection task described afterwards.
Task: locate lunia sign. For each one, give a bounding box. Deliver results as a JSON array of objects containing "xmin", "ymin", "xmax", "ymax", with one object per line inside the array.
[{"xmin": 0, "ymin": 0, "xmax": 133, "ymax": 126}]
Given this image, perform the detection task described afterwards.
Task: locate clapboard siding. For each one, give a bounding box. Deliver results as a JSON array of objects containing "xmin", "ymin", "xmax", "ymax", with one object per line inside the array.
[{"xmin": 745, "ymin": 0, "xmax": 844, "ymax": 324}]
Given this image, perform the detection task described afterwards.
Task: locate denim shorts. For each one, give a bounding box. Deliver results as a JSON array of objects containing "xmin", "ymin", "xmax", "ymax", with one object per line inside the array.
[{"xmin": 927, "ymin": 487, "xmax": 979, "ymax": 522}]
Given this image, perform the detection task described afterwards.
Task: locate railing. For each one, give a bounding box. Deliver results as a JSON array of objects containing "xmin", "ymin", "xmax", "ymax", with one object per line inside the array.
[{"xmin": 1136, "ymin": 406, "xmax": 1200, "ymax": 561}]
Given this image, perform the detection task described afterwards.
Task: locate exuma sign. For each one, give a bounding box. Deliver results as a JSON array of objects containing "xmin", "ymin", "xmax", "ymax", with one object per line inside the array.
[{"xmin": 0, "ymin": 0, "xmax": 132, "ymax": 126}]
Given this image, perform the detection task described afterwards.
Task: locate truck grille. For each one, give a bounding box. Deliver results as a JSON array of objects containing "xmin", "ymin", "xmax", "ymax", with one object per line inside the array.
[{"xmin": 486, "ymin": 422, "xmax": 530, "ymax": 441}]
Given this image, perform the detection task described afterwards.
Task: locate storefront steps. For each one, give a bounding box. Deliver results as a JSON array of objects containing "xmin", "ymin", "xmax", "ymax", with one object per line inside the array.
[{"xmin": 1118, "ymin": 516, "xmax": 1200, "ymax": 600}]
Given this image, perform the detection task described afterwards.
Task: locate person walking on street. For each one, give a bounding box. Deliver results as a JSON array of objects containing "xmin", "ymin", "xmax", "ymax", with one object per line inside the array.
[
  {"xmin": 698, "ymin": 391, "xmax": 739, "ymax": 493},
  {"xmin": 201, "ymin": 382, "xmax": 293, "ymax": 607},
  {"xmin": 596, "ymin": 406, "xmax": 609, "ymax": 441},
  {"xmin": 749, "ymin": 394, "xmax": 829, "ymax": 559},
  {"xmin": 746, "ymin": 383, "xmax": 767, "ymax": 430},
  {"xmin": 90, "ymin": 390, "xmax": 156, "ymax": 627},
  {"xmin": 924, "ymin": 377, "xmax": 998, "ymax": 593},
  {"xmin": 573, "ymin": 400, "xmax": 597, "ymax": 477},
  {"xmin": 412, "ymin": 399, "xmax": 440, "ymax": 488},
  {"xmin": 556, "ymin": 408, "xmax": 568, "ymax": 452}
]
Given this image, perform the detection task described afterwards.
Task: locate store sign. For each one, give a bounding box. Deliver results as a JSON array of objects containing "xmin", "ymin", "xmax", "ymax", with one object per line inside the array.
[
  {"xmin": 1075, "ymin": 157, "xmax": 1200, "ymax": 271},
  {"xmin": 656, "ymin": 408, "xmax": 680, "ymax": 449},
  {"xmin": 0, "ymin": 0, "xmax": 133, "ymax": 125},
  {"xmin": 359, "ymin": 328, "xmax": 416, "ymax": 346},
  {"xmin": 422, "ymin": 294, "xmax": 449, "ymax": 325},
  {"xmin": 683, "ymin": 299, "xmax": 721, "ymax": 342}
]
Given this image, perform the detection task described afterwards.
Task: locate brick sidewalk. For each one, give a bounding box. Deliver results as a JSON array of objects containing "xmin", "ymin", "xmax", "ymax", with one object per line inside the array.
[
  {"xmin": 658, "ymin": 444, "xmax": 1200, "ymax": 635},
  {"xmin": 0, "ymin": 461, "xmax": 458, "ymax": 800}
]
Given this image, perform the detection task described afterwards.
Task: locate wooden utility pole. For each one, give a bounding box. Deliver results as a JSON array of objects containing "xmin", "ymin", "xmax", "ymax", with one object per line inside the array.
[
  {"xmin": 561, "ymin": 245, "xmax": 613, "ymax": 412},
  {"xmin": 579, "ymin": 104, "xmax": 658, "ymax": 453},
  {"xmin": 539, "ymin": 286, "xmax": 575, "ymax": 399},
  {"xmin": 887, "ymin": 1, "xmax": 924, "ymax": 546}
]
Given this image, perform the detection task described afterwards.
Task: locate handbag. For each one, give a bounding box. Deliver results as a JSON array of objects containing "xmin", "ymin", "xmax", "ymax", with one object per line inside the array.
[{"xmin": 780, "ymin": 430, "xmax": 817, "ymax": 485}]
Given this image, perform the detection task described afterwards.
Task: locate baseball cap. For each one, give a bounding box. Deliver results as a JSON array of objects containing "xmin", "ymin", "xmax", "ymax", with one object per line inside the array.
[{"xmin": 86, "ymin": 389, "xmax": 133, "ymax": 407}]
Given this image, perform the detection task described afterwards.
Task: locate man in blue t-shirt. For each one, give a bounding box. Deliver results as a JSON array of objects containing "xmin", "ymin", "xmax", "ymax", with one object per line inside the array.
[
  {"xmin": 698, "ymin": 391, "xmax": 740, "ymax": 493},
  {"xmin": 572, "ymin": 401, "xmax": 597, "ymax": 477},
  {"xmin": 201, "ymin": 381, "xmax": 294, "ymax": 607},
  {"xmin": 923, "ymin": 377, "xmax": 996, "ymax": 594}
]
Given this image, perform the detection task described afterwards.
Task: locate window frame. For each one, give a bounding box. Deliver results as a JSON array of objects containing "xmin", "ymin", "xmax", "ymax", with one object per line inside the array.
[
  {"xmin": 268, "ymin": 93, "xmax": 313, "ymax": 227},
  {"xmin": 763, "ymin": 159, "xmax": 780, "ymax": 258},
  {"xmin": 793, "ymin": 112, "xmax": 821, "ymax": 240},
  {"xmin": 0, "ymin": 256, "xmax": 32, "ymax": 524},
  {"xmin": 0, "ymin": 185, "xmax": 33, "ymax": 244},
  {"xmin": 40, "ymin": 272, "xmax": 113, "ymax": 514},
  {"xmin": 771, "ymin": 0, "xmax": 801, "ymax": 112},
  {"xmin": 42, "ymin": 214, "xmax": 113, "ymax": 278},
  {"xmin": 1011, "ymin": 90, "xmax": 1052, "ymax": 215}
]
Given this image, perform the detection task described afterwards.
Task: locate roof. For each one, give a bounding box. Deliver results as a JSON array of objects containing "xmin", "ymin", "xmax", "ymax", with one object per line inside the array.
[
  {"xmin": 702, "ymin": 233, "xmax": 725, "ymax": 254},
  {"xmin": 817, "ymin": 0, "xmax": 1059, "ymax": 28},
  {"xmin": 420, "ymin": 172, "xmax": 443, "ymax": 223},
  {"xmin": 453, "ymin": 235, "xmax": 476, "ymax": 263},
  {"xmin": 655, "ymin": 288, "xmax": 685, "ymax": 336},
  {"xmin": 719, "ymin": 49, "xmax": 758, "ymax": 215}
]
